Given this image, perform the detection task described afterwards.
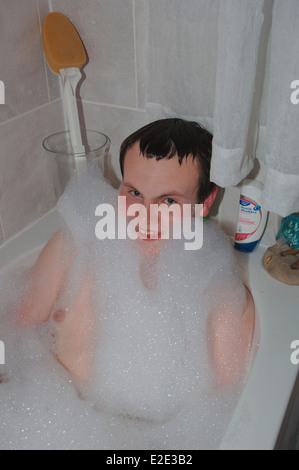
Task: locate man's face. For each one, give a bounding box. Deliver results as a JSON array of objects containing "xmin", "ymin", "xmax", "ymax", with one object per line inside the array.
[{"xmin": 119, "ymin": 142, "xmax": 200, "ymax": 244}]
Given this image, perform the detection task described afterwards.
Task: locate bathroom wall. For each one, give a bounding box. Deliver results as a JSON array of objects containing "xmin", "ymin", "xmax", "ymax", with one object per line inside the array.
[
  {"xmin": 0, "ymin": 0, "xmax": 65, "ymax": 244},
  {"xmin": 0, "ymin": 0, "xmax": 149, "ymax": 245},
  {"xmin": 0, "ymin": 0, "xmax": 275, "ymax": 246},
  {"xmin": 47, "ymin": 0, "xmax": 276, "ymax": 243},
  {"xmin": 49, "ymin": 0, "xmax": 149, "ymax": 184}
]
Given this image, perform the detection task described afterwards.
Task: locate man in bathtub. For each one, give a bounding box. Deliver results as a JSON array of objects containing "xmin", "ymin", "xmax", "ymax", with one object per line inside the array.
[{"xmin": 17, "ymin": 118, "xmax": 255, "ymax": 390}]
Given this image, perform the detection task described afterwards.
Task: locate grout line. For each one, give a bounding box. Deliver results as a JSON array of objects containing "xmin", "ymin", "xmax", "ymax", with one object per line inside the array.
[
  {"xmin": 81, "ymin": 99, "xmax": 146, "ymax": 113},
  {"xmin": 0, "ymin": 99, "xmax": 62, "ymax": 127},
  {"xmin": 0, "ymin": 98, "xmax": 145, "ymax": 131},
  {"xmin": 36, "ymin": 0, "xmax": 52, "ymax": 102},
  {"xmin": 0, "ymin": 213, "xmax": 6, "ymax": 242},
  {"xmin": 36, "ymin": 0, "xmax": 42, "ymax": 29},
  {"xmin": 0, "ymin": 178, "xmax": 6, "ymax": 241},
  {"xmin": 132, "ymin": 0, "xmax": 139, "ymax": 109},
  {"xmin": 44, "ymin": 0, "xmax": 67, "ymax": 129}
]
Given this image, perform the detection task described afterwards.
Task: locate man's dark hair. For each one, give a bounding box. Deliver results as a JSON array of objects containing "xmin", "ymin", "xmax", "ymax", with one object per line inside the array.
[{"xmin": 119, "ymin": 118, "xmax": 216, "ymax": 203}]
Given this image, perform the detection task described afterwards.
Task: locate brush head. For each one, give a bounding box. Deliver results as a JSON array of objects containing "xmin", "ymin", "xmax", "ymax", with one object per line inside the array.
[{"xmin": 42, "ymin": 12, "xmax": 86, "ymax": 74}]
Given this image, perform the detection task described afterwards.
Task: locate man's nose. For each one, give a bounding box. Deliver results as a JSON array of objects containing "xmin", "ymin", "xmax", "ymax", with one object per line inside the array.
[{"xmin": 140, "ymin": 201, "xmax": 151, "ymax": 227}]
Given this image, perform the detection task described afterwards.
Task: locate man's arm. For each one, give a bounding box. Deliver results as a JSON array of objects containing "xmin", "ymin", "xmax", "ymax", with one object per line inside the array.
[
  {"xmin": 17, "ymin": 232, "xmax": 68, "ymax": 326},
  {"xmin": 207, "ymin": 287, "xmax": 255, "ymax": 388},
  {"xmin": 17, "ymin": 231, "xmax": 94, "ymax": 383}
]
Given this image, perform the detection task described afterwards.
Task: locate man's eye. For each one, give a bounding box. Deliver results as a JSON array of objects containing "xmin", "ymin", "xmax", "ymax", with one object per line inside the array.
[
  {"xmin": 130, "ymin": 190, "xmax": 141, "ymax": 197},
  {"xmin": 164, "ymin": 197, "xmax": 176, "ymax": 205}
]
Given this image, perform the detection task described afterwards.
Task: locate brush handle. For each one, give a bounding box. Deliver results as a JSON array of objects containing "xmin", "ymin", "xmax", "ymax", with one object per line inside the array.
[{"xmin": 60, "ymin": 68, "xmax": 85, "ymax": 154}]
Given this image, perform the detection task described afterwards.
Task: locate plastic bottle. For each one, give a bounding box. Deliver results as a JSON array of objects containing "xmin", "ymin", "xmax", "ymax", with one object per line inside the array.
[{"xmin": 234, "ymin": 179, "xmax": 268, "ymax": 253}]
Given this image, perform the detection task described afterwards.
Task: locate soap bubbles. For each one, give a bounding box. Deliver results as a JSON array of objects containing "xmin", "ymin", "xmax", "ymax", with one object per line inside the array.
[{"xmin": 0, "ymin": 173, "xmax": 249, "ymax": 450}]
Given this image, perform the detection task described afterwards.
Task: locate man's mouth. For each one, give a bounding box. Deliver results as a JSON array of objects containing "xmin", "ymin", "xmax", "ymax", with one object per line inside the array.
[{"xmin": 137, "ymin": 226, "xmax": 160, "ymax": 240}]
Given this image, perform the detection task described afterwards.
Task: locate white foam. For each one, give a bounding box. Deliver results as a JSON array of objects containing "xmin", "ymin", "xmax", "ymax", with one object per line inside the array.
[{"xmin": 0, "ymin": 172, "xmax": 249, "ymax": 450}]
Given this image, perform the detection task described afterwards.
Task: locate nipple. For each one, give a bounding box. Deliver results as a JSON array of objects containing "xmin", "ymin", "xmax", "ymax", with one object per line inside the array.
[{"xmin": 53, "ymin": 309, "xmax": 67, "ymax": 323}]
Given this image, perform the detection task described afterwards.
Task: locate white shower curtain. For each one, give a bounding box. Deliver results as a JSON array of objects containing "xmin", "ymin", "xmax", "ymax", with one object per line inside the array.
[{"xmin": 144, "ymin": 0, "xmax": 299, "ymax": 217}]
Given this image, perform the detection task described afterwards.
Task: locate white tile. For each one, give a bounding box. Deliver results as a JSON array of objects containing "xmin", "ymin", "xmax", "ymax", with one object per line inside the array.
[
  {"xmin": 52, "ymin": 0, "xmax": 137, "ymax": 108},
  {"xmin": 134, "ymin": 0, "xmax": 147, "ymax": 109},
  {"xmin": 81, "ymin": 100, "xmax": 147, "ymax": 185},
  {"xmin": 0, "ymin": 100, "xmax": 65, "ymax": 240},
  {"xmin": 0, "ymin": 0, "xmax": 51, "ymax": 123}
]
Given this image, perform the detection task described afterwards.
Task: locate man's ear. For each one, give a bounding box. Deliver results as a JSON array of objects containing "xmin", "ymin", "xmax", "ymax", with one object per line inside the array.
[{"xmin": 202, "ymin": 186, "xmax": 218, "ymax": 217}]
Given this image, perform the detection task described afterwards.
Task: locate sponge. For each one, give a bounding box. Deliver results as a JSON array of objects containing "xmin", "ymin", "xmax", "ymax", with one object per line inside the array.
[{"xmin": 42, "ymin": 12, "xmax": 86, "ymax": 74}]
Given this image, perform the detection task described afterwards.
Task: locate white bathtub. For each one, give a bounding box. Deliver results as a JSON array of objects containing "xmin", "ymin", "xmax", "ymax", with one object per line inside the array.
[{"xmin": 0, "ymin": 208, "xmax": 298, "ymax": 450}]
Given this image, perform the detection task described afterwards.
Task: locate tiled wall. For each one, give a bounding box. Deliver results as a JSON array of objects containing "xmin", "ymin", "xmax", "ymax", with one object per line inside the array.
[
  {"xmin": 49, "ymin": 0, "xmax": 149, "ymax": 182},
  {"xmin": 0, "ymin": 0, "xmax": 64, "ymax": 244},
  {"xmin": 0, "ymin": 0, "xmax": 149, "ymax": 245}
]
